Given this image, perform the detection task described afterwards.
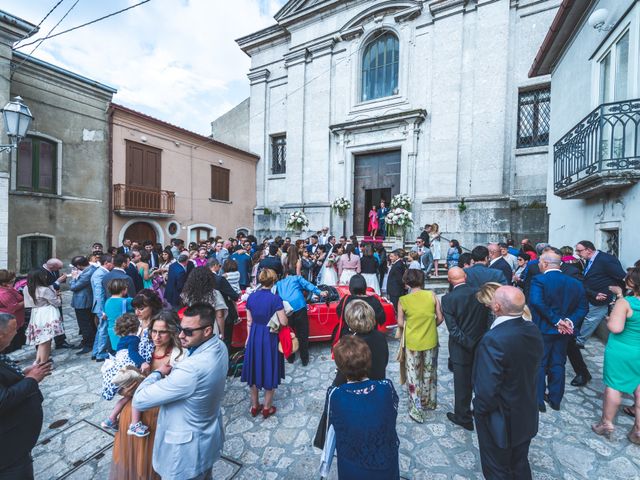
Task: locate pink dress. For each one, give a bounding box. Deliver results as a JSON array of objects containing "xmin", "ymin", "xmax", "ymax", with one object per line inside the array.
[{"xmin": 368, "ymin": 210, "xmax": 379, "ymax": 234}]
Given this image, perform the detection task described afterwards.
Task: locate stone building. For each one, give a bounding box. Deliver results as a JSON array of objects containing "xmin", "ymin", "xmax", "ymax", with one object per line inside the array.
[
  {"xmin": 0, "ymin": 10, "xmax": 115, "ymax": 272},
  {"xmin": 530, "ymin": 0, "xmax": 639, "ymax": 268},
  {"xmin": 110, "ymin": 104, "xmax": 259, "ymax": 247},
  {"xmin": 231, "ymin": 0, "xmax": 559, "ymax": 244}
]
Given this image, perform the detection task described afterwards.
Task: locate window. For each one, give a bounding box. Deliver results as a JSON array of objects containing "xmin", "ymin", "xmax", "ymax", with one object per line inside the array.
[
  {"xmin": 20, "ymin": 236, "xmax": 52, "ymax": 272},
  {"xmin": 17, "ymin": 136, "xmax": 57, "ymax": 193},
  {"xmin": 600, "ymin": 30, "xmax": 630, "ymax": 103},
  {"xmin": 601, "ymin": 229, "xmax": 619, "ymax": 258},
  {"xmin": 516, "ymin": 87, "xmax": 551, "ymax": 148},
  {"xmin": 361, "ymin": 31, "xmax": 399, "ymax": 102},
  {"xmin": 271, "ymin": 134, "xmax": 286, "ymax": 175},
  {"xmin": 210, "ymin": 165, "xmax": 230, "ymax": 201}
]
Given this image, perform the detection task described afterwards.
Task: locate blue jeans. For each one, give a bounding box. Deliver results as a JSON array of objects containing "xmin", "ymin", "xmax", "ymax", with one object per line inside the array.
[
  {"xmin": 576, "ymin": 303, "xmax": 608, "ymax": 346},
  {"xmin": 538, "ymin": 334, "xmax": 569, "ymax": 406},
  {"xmin": 92, "ymin": 316, "xmax": 110, "ymax": 359}
]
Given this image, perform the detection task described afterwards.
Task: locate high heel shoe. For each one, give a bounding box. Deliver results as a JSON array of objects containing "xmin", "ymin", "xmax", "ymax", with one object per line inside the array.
[
  {"xmin": 262, "ymin": 406, "xmax": 277, "ymax": 419},
  {"xmin": 591, "ymin": 422, "xmax": 614, "ymax": 439},
  {"xmin": 250, "ymin": 404, "xmax": 263, "ymax": 417},
  {"xmin": 627, "ymin": 428, "xmax": 640, "ymax": 445}
]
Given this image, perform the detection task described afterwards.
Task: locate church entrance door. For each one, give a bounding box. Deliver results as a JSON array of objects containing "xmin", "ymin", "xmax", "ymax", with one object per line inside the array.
[{"xmin": 353, "ymin": 150, "xmax": 401, "ymax": 236}]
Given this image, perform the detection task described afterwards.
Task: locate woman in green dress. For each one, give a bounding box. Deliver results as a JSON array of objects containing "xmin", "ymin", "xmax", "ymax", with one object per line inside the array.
[{"xmin": 592, "ymin": 267, "xmax": 640, "ymax": 444}]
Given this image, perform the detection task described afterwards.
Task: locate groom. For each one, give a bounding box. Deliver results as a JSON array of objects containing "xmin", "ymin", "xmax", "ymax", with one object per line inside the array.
[
  {"xmin": 377, "ymin": 199, "xmax": 389, "ymax": 238},
  {"xmin": 133, "ymin": 304, "xmax": 228, "ymax": 480}
]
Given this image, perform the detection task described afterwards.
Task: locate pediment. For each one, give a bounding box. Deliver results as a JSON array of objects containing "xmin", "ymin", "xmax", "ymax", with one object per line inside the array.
[{"xmin": 274, "ymin": 0, "xmax": 339, "ymax": 23}]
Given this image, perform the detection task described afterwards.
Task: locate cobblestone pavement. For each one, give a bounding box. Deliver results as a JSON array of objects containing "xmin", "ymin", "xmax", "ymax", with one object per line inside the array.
[{"xmin": 9, "ymin": 294, "xmax": 640, "ymax": 479}]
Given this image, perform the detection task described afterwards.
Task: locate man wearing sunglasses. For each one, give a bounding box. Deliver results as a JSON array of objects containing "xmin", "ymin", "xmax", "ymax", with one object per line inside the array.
[{"xmin": 133, "ymin": 303, "xmax": 228, "ymax": 480}]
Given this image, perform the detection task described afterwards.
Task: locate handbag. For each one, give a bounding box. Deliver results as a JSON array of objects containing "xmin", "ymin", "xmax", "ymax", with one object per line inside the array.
[
  {"xmin": 331, "ymin": 295, "xmax": 350, "ymax": 359},
  {"xmin": 396, "ymin": 325, "xmax": 407, "ymax": 386},
  {"xmin": 318, "ymin": 388, "xmax": 337, "ymax": 479}
]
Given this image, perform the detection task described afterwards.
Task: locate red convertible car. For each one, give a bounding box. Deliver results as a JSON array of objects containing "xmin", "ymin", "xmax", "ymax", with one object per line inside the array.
[{"xmin": 231, "ymin": 285, "xmax": 397, "ymax": 348}]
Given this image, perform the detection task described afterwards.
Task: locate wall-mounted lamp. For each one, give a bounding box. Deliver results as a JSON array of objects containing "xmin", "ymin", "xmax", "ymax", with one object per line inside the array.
[
  {"xmin": 588, "ymin": 8, "xmax": 613, "ymax": 32},
  {"xmin": 0, "ymin": 96, "xmax": 33, "ymax": 153},
  {"xmin": 140, "ymin": 135, "xmax": 148, "ymax": 143},
  {"xmin": 218, "ymin": 159, "xmax": 223, "ymax": 165}
]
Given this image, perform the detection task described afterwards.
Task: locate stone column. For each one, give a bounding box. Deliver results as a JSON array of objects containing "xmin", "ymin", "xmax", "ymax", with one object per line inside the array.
[
  {"xmin": 248, "ymin": 68, "xmax": 270, "ymax": 208},
  {"xmin": 0, "ymin": 13, "xmax": 36, "ymax": 268}
]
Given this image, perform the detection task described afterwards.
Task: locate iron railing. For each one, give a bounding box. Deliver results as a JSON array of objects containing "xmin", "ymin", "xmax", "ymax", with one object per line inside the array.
[
  {"xmin": 554, "ymin": 99, "xmax": 640, "ymax": 193},
  {"xmin": 113, "ymin": 184, "xmax": 175, "ymax": 215}
]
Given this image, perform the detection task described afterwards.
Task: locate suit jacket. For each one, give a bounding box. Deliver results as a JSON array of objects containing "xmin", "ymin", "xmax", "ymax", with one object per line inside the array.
[
  {"xmin": 125, "ymin": 263, "xmax": 144, "ymax": 293},
  {"xmin": 441, "ymin": 284, "xmax": 489, "ymax": 365},
  {"xmin": 165, "ymin": 262, "xmax": 189, "ymax": 307},
  {"xmin": 90, "ymin": 266, "xmax": 110, "ymax": 317},
  {"xmin": 102, "ymin": 269, "xmax": 136, "ymax": 300},
  {"xmin": 148, "ymin": 251, "xmax": 160, "ymax": 269},
  {"xmin": 386, "ymin": 260, "xmax": 407, "ymax": 298},
  {"xmin": 473, "ymin": 317, "xmax": 543, "ymax": 449},
  {"xmin": 582, "ymin": 251, "xmax": 626, "ymax": 305},
  {"xmin": 258, "ymin": 256, "xmax": 283, "ymax": 279},
  {"xmin": 69, "ymin": 265, "xmax": 97, "ymax": 309},
  {"xmin": 133, "ymin": 336, "xmax": 228, "ymax": 480},
  {"xmin": 116, "ymin": 245, "xmax": 131, "ymax": 255},
  {"xmin": 529, "ymin": 270, "xmax": 588, "ymax": 336},
  {"xmin": 215, "ymin": 275, "xmax": 239, "ymax": 324},
  {"xmin": 0, "ymin": 361, "xmax": 44, "ymax": 469},
  {"xmin": 522, "ymin": 260, "xmax": 541, "ymax": 300},
  {"xmin": 490, "ymin": 257, "xmax": 512, "ymax": 285},
  {"xmin": 464, "ymin": 264, "xmax": 507, "ymax": 289},
  {"xmin": 41, "ymin": 266, "xmax": 61, "ymax": 291}
]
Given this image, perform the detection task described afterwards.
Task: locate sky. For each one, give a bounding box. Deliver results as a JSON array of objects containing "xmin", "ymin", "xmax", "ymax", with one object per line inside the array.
[{"xmin": 5, "ymin": 0, "xmax": 287, "ymax": 135}]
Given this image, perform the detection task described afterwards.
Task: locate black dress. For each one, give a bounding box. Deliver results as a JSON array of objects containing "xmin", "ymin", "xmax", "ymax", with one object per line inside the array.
[{"xmin": 336, "ymin": 294, "xmax": 386, "ymax": 328}]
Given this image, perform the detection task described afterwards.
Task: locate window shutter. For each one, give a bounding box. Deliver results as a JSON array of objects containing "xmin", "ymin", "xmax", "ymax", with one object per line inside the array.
[{"xmin": 211, "ymin": 165, "xmax": 230, "ymax": 201}]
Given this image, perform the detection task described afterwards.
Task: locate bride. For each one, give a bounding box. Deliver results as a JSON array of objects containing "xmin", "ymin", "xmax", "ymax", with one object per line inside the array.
[{"xmin": 318, "ymin": 245, "xmax": 342, "ymax": 286}]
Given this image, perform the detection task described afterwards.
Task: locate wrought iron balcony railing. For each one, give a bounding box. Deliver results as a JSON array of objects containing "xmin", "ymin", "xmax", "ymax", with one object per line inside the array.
[
  {"xmin": 553, "ymin": 99, "xmax": 640, "ymax": 199},
  {"xmin": 113, "ymin": 184, "xmax": 175, "ymax": 217}
]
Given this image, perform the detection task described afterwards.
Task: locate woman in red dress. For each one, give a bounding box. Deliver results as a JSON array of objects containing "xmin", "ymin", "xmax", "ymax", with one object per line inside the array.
[{"xmin": 368, "ymin": 205, "xmax": 379, "ymax": 239}]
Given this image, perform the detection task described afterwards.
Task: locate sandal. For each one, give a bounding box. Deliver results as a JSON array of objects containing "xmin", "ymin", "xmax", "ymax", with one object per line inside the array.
[
  {"xmin": 623, "ymin": 406, "xmax": 636, "ymax": 418},
  {"xmin": 262, "ymin": 406, "xmax": 277, "ymax": 419},
  {"xmin": 250, "ymin": 404, "xmax": 264, "ymax": 417},
  {"xmin": 591, "ymin": 422, "xmax": 614, "ymax": 439},
  {"xmin": 628, "ymin": 428, "xmax": 640, "ymax": 445}
]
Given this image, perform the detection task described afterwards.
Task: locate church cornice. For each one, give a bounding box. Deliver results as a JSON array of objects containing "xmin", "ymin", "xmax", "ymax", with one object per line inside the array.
[
  {"xmin": 236, "ymin": 24, "xmax": 290, "ymax": 55},
  {"xmin": 330, "ymin": 108, "xmax": 427, "ymax": 133}
]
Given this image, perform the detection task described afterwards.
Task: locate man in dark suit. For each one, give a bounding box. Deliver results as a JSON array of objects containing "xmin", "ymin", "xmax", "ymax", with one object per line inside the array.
[
  {"xmin": 575, "ymin": 240, "xmax": 626, "ymax": 347},
  {"xmin": 441, "ymin": 267, "xmax": 489, "ymax": 430},
  {"xmin": 208, "ymin": 258, "xmax": 240, "ymax": 355},
  {"xmin": 126, "ymin": 251, "xmax": 144, "ymax": 293},
  {"xmin": 386, "ymin": 249, "xmax": 407, "ymax": 310},
  {"xmin": 165, "ymin": 254, "xmax": 191, "ymax": 307},
  {"xmin": 529, "ymin": 251, "xmax": 588, "ymax": 411},
  {"xmin": 102, "ymin": 254, "xmax": 137, "ymax": 300},
  {"xmin": 69, "ymin": 256, "xmax": 98, "ymax": 354},
  {"xmin": 143, "ymin": 240, "xmax": 160, "ymax": 270},
  {"xmin": 41, "ymin": 258, "xmax": 73, "ymax": 349},
  {"xmin": 464, "ymin": 246, "xmax": 508, "ymax": 289},
  {"xmin": 116, "ymin": 238, "xmax": 132, "ymax": 255},
  {"xmin": 258, "ymin": 244, "xmax": 284, "ymax": 279},
  {"xmin": 488, "ymin": 243, "xmax": 513, "ymax": 285},
  {"xmin": 306, "ymin": 235, "xmax": 320, "ymax": 255},
  {"xmin": 0, "ymin": 313, "xmax": 52, "ymax": 479},
  {"xmin": 473, "ymin": 286, "xmax": 543, "ymax": 479}
]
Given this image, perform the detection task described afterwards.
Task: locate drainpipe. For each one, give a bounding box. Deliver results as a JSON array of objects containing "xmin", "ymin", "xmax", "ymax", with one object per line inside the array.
[{"xmin": 107, "ymin": 105, "xmax": 114, "ymax": 247}]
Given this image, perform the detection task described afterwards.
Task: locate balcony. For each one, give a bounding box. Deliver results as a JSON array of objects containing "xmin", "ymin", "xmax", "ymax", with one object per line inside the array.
[
  {"xmin": 554, "ymin": 99, "xmax": 640, "ymax": 199},
  {"xmin": 113, "ymin": 184, "xmax": 175, "ymax": 217}
]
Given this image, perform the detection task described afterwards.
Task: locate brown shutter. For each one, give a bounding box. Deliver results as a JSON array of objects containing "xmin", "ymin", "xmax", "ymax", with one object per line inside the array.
[{"xmin": 211, "ymin": 165, "xmax": 230, "ymax": 201}]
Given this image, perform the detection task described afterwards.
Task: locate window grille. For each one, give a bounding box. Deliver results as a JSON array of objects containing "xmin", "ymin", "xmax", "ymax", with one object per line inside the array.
[
  {"xmin": 271, "ymin": 135, "xmax": 286, "ymax": 175},
  {"xmin": 517, "ymin": 87, "xmax": 551, "ymax": 148}
]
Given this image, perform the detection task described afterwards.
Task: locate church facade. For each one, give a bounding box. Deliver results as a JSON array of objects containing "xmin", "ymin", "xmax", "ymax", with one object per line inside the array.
[{"xmin": 236, "ymin": 0, "xmax": 558, "ymax": 246}]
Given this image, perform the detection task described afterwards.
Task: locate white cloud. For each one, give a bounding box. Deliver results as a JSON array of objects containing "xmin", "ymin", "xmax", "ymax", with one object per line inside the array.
[{"xmin": 7, "ymin": 0, "xmax": 287, "ymax": 135}]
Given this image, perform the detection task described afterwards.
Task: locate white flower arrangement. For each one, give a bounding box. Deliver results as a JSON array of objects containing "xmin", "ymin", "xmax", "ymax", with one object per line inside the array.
[
  {"xmin": 286, "ymin": 210, "xmax": 310, "ymax": 231},
  {"xmin": 390, "ymin": 193, "xmax": 412, "ymax": 211},
  {"xmin": 331, "ymin": 196, "xmax": 351, "ymax": 216},
  {"xmin": 384, "ymin": 207, "xmax": 413, "ymax": 237}
]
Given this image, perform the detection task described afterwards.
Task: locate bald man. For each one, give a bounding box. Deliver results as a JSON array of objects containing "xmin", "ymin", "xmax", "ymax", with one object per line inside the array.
[
  {"xmin": 473, "ymin": 286, "xmax": 543, "ymax": 480},
  {"xmin": 441, "ymin": 267, "xmax": 489, "ymax": 431},
  {"xmin": 529, "ymin": 251, "xmax": 588, "ymax": 411}
]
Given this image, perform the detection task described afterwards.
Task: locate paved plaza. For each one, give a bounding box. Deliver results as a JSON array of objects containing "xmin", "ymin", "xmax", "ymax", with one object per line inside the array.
[{"xmin": 8, "ymin": 293, "xmax": 640, "ymax": 479}]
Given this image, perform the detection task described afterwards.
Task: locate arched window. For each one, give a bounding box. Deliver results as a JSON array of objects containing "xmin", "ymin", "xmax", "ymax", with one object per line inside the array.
[{"xmin": 361, "ymin": 31, "xmax": 399, "ymax": 102}]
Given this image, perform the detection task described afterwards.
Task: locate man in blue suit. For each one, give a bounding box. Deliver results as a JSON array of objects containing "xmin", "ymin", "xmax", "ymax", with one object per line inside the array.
[
  {"xmin": 464, "ymin": 246, "xmax": 508, "ymax": 289},
  {"xmin": 529, "ymin": 251, "xmax": 588, "ymax": 411},
  {"xmin": 473, "ymin": 286, "xmax": 543, "ymax": 480},
  {"xmin": 165, "ymin": 254, "xmax": 191, "ymax": 307},
  {"xmin": 90, "ymin": 254, "xmax": 114, "ymax": 361},
  {"xmin": 69, "ymin": 256, "xmax": 97, "ymax": 354}
]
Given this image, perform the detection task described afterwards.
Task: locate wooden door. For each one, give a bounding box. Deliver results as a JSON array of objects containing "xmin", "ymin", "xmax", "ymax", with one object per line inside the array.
[
  {"xmin": 353, "ymin": 151, "xmax": 401, "ymax": 235},
  {"xmin": 124, "ymin": 222, "xmax": 157, "ymax": 245}
]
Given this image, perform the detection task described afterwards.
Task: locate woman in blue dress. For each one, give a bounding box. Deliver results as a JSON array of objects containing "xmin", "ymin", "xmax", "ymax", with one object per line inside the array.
[
  {"xmin": 326, "ymin": 335, "xmax": 399, "ymax": 479},
  {"xmin": 241, "ymin": 268, "xmax": 288, "ymax": 418}
]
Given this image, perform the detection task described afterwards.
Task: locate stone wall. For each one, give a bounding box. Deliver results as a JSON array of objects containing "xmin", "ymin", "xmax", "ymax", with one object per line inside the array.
[{"xmin": 210, "ymin": 98, "xmax": 251, "ymax": 152}]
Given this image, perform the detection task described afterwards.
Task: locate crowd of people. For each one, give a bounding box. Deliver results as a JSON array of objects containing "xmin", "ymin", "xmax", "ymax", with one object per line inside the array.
[{"xmin": 0, "ymin": 227, "xmax": 639, "ymax": 479}]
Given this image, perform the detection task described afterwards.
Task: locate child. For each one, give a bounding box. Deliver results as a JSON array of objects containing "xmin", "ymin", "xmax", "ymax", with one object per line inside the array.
[
  {"xmin": 223, "ymin": 258, "xmax": 241, "ymax": 294},
  {"xmin": 104, "ymin": 278, "xmax": 134, "ymax": 352},
  {"xmin": 101, "ymin": 313, "xmax": 150, "ymax": 437},
  {"xmin": 408, "ymin": 251, "xmax": 422, "ymax": 270}
]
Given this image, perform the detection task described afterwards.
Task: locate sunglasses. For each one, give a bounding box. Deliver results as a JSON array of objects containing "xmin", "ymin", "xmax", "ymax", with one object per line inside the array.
[{"xmin": 178, "ymin": 324, "xmax": 212, "ymax": 336}]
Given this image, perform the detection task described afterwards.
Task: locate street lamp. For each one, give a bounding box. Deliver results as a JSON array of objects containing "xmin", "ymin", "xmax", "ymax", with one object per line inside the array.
[{"xmin": 0, "ymin": 96, "xmax": 33, "ymax": 153}]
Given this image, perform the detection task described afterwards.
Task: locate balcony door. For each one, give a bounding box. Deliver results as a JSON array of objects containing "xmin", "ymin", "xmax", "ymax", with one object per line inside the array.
[{"xmin": 125, "ymin": 141, "xmax": 162, "ymax": 211}]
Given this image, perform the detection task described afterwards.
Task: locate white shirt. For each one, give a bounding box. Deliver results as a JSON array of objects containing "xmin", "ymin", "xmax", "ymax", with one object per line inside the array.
[{"xmin": 490, "ymin": 315, "xmax": 521, "ymax": 329}]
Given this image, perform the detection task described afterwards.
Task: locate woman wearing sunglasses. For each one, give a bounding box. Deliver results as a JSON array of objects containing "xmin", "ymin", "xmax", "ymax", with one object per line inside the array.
[{"xmin": 241, "ymin": 268, "xmax": 288, "ymax": 418}]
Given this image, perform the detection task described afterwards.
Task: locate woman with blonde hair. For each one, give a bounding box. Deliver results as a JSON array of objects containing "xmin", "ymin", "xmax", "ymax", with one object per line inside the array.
[
  {"xmin": 476, "ymin": 282, "xmax": 532, "ymax": 322},
  {"xmin": 397, "ymin": 268, "xmax": 443, "ymax": 423}
]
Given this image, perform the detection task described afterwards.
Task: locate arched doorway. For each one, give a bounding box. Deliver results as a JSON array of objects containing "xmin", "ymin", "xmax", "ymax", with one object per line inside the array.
[{"xmin": 124, "ymin": 221, "xmax": 157, "ymax": 244}]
